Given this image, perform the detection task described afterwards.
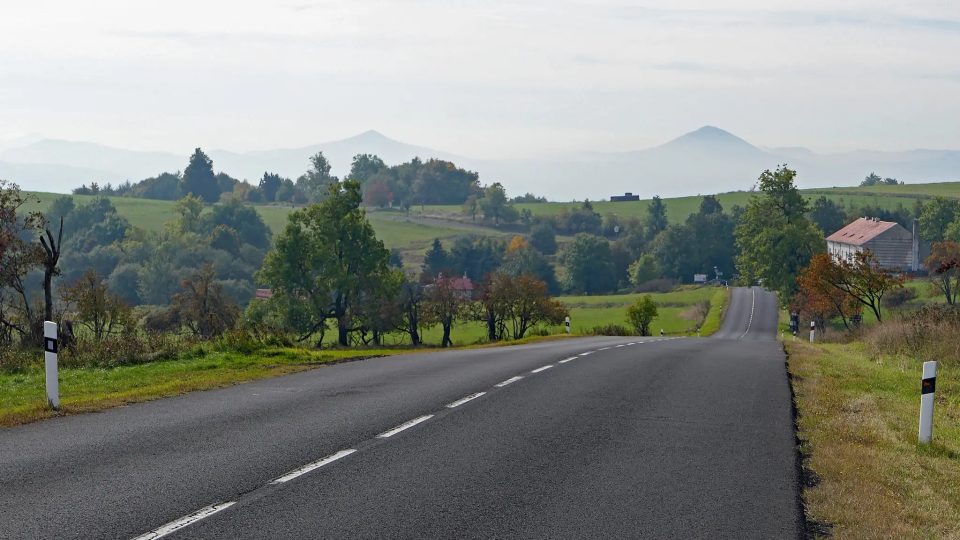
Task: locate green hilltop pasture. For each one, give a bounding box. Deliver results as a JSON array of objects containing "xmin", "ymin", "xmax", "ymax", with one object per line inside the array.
[{"xmin": 21, "ymin": 181, "xmax": 958, "ymax": 251}]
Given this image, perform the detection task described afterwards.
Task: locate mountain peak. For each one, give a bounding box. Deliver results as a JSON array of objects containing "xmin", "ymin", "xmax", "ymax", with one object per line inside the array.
[
  {"xmin": 347, "ymin": 129, "xmax": 393, "ymax": 143},
  {"xmin": 658, "ymin": 125, "xmax": 761, "ymax": 154}
]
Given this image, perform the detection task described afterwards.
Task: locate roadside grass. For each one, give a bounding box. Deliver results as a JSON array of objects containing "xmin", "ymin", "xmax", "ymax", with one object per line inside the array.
[
  {"xmin": 787, "ymin": 341, "xmax": 960, "ymax": 538},
  {"xmin": 0, "ymin": 347, "xmax": 410, "ymax": 427}
]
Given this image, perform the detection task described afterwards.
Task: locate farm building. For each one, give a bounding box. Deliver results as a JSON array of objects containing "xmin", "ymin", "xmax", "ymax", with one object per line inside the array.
[
  {"xmin": 825, "ymin": 217, "xmax": 923, "ymax": 272},
  {"xmin": 610, "ymin": 192, "xmax": 640, "ymax": 202}
]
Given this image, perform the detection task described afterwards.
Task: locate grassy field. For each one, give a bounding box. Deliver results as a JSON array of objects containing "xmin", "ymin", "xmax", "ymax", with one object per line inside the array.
[
  {"xmin": 410, "ymin": 286, "xmax": 729, "ymax": 346},
  {"xmin": 787, "ymin": 341, "xmax": 960, "ymax": 537}
]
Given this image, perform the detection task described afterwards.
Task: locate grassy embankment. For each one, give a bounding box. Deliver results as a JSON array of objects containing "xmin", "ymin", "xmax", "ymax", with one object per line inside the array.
[
  {"xmin": 787, "ymin": 340, "xmax": 960, "ymax": 537},
  {"xmin": 0, "ymin": 347, "xmax": 412, "ymax": 428}
]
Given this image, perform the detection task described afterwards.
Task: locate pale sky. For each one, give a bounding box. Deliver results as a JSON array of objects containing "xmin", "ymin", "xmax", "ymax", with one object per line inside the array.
[{"xmin": 1, "ymin": 0, "xmax": 959, "ymax": 158}]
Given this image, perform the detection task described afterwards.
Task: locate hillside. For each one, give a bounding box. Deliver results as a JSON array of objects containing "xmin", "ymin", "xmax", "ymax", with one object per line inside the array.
[{"xmin": 22, "ymin": 181, "xmax": 956, "ymax": 270}]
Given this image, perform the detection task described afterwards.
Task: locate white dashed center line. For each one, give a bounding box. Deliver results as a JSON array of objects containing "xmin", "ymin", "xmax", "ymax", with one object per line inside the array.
[
  {"xmin": 615, "ymin": 344, "xmax": 625, "ymax": 348},
  {"xmin": 627, "ymin": 342, "xmax": 636, "ymax": 345},
  {"xmin": 446, "ymin": 392, "xmax": 486, "ymax": 408},
  {"xmin": 132, "ymin": 502, "xmax": 236, "ymax": 540},
  {"xmin": 558, "ymin": 357, "xmax": 577, "ymax": 364},
  {"xmin": 579, "ymin": 352, "xmax": 593, "ymax": 356},
  {"xmin": 377, "ymin": 415, "xmax": 434, "ymax": 438},
  {"xmin": 530, "ymin": 365, "xmax": 553, "ymax": 373},
  {"xmin": 495, "ymin": 375, "xmax": 524, "ymax": 387},
  {"xmin": 271, "ymin": 449, "xmax": 357, "ymax": 484},
  {"xmin": 599, "ymin": 347, "xmax": 611, "ymax": 351}
]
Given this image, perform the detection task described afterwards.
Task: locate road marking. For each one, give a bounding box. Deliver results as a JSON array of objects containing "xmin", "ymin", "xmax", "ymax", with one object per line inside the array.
[
  {"xmin": 530, "ymin": 365, "xmax": 553, "ymax": 373},
  {"xmin": 598, "ymin": 346, "xmax": 611, "ymax": 351},
  {"xmin": 132, "ymin": 502, "xmax": 236, "ymax": 540},
  {"xmin": 377, "ymin": 415, "xmax": 434, "ymax": 438},
  {"xmin": 579, "ymin": 352, "xmax": 592, "ymax": 356},
  {"xmin": 271, "ymin": 449, "xmax": 357, "ymax": 484},
  {"xmin": 739, "ymin": 288, "xmax": 756, "ymax": 340},
  {"xmin": 495, "ymin": 375, "xmax": 524, "ymax": 387},
  {"xmin": 615, "ymin": 344, "xmax": 625, "ymax": 348},
  {"xmin": 446, "ymin": 392, "xmax": 486, "ymax": 408},
  {"xmin": 627, "ymin": 342, "xmax": 636, "ymax": 345},
  {"xmin": 558, "ymin": 357, "xmax": 577, "ymax": 364}
]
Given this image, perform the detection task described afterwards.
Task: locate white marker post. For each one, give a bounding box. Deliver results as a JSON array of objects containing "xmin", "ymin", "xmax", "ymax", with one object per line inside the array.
[
  {"xmin": 564, "ymin": 316, "xmax": 571, "ymax": 334},
  {"xmin": 919, "ymin": 360, "xmax": 937, "ymax": 444},
  {"xmin": 43, "ymin": 321, "xmax": 59, "ymax": 410},
  {"xmin": 809, "ymin": 321, "xmax": 816, "ymax": 343}
]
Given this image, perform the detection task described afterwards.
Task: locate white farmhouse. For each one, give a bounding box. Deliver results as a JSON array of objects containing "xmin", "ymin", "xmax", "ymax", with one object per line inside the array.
[{"xmin": 825, "ymin": 217, "xmax": 921, "ymax": 272}]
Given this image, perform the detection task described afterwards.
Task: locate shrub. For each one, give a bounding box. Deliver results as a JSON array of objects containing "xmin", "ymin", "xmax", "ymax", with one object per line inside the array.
[
  {"xmin": 588, "ymin": 324, "xmax": 633, "ymax": 336},
  {"xmin": 882, "ymin": 287, "xmax": 917, "ymax": 308},
  {"xmin": 0, "ymin": 348, "xmax": 38, "ymax": 373},
  {"xmin": 626, "ymin": 295, "xmax": 658, "ymax": 336},
  {"xmin": 864, "ymin": 305, "xmax": 960, "ymax": 366}
]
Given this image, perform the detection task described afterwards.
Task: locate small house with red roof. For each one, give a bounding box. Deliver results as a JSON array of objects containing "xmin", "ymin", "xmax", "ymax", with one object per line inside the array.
[{"xmin": 826, "ymin": 217, "xmax": 922, "ymax": 272}]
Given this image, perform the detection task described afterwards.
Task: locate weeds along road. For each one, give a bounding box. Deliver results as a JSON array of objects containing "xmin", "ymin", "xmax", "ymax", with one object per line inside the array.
[{"xmin": 0, "ymin": 287, "xmax": 799, "ymax": 539}]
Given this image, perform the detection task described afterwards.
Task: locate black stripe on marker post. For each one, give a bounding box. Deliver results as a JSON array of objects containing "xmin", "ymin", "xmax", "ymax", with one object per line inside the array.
[
  {"xmin": 921, "ymin": 377, "xmax": 936, "ymax": 395},
  {"xmin": 44, "ymin": 338, "xmax": 58, "ymax": 354}
]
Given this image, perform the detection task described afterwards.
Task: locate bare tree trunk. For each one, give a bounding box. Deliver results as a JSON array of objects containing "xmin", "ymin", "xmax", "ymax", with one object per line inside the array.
[{"xmin": 40, "ymin": 218, "xmax": 63, "ymax": 324}]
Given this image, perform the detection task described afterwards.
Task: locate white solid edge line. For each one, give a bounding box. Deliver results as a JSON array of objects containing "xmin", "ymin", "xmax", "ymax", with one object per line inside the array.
[
  {"xmin": 271, "ymin": 449, "xmax": 357, "ymax": 484},
  {"xmin": 446, "ymin": 392, "xmax": 486, "ymax": 408},
  {"xmin": 495, "ymin": 375, "xmax": 524, "ymax": 387},
  {"xmin": 579, "ymin": 352, "xmax": 592, "ymax": 356},
  {"xmin": 377, "ymin": 414, "xmax": 434, "ymax": 438},
  {"xmin": 558, "ymin": 357, "xmax": 577, "ymax": 364},
  {"xmin": 132, "ymin": 502, "xmax": 236, "ymax": 540},
  {"xmin": 530, "ymin": 365, "xmax": 553, "ymax": 373}
]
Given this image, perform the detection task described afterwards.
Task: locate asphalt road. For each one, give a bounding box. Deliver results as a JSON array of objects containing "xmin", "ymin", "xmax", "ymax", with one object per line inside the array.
[{"xmin": 0, "ymin": 287, "xmax": 800, "ymax": 539}]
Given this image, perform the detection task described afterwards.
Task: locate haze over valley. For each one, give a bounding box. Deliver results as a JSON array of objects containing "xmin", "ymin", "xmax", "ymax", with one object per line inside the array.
[{"xmin": 3, "ymin": 126, "xmax": 958, "ymax": 200}]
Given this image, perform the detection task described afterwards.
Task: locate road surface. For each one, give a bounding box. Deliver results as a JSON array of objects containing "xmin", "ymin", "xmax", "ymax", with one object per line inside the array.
[{"xmin": 0, "ymin": 287, "xmax": 800, "ymax": 539}]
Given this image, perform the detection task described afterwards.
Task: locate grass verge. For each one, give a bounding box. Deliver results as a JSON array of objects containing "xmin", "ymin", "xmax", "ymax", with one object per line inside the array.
[
  {"xmin": 698, "ymin": 287, "xmax": 730, "ymax": 336},
  {"xmin": 0, "ymin": 347, "xmax": 408, "ymax": 428},
  {"xmin": 786, "ymin": 340, "xmax": 960, "ymax": 538}
]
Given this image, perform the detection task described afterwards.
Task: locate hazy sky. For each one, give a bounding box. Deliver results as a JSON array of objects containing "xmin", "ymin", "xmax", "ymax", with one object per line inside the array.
[{"xmin": 1, "ymin": 1, "xmax": 958, "ymax": 158}]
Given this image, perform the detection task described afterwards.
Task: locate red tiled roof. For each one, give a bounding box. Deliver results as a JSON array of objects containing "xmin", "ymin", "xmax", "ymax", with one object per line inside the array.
[
  {"xmin": 255, "ymin": 288, "xmax": 273, "ymax": 299},
  {"xmin": 448, "ymin": 277, "xmax": 474, "ymax": 291},
  {"xmin": 825, "ymin": 217, "xmax": 899, "ymax": 246}
]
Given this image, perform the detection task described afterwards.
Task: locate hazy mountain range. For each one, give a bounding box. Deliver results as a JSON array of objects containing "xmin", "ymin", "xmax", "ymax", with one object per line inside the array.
[{"xmin": 2, "ymin": 126, "xmax": 958, "ymax": 200}]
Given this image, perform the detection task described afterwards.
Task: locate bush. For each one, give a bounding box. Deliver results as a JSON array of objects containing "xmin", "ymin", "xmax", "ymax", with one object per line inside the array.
[
  {"xmin": 588, "ymin": 324, "xmax": 634, "ymax": 336},
  {"xmin": 882, "ymin": 287, "xmax": 917, "ymax": 308},
  {"xmin": 59, "ymin": 333, "xmax": 188, "ymax": 368},
  {"xmin": 865, "ymin": 305, "xmax": 960, "ymax": 366},
  {"xmin": 0, "ymin": 348, "xmax": 38, "ymax": 373}
]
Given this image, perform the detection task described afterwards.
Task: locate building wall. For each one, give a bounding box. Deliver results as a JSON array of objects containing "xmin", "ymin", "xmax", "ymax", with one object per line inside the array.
[
  {"xmin": 864, "ymin": 226, "xmax": 914, "ymax": 270},
  {"xmin": 828, "ymin": 241, "xmax": 862, "ymax": 263},
  {"xmin": 828, "ymin": 226, "xmax": 915, "ymax": 271}
]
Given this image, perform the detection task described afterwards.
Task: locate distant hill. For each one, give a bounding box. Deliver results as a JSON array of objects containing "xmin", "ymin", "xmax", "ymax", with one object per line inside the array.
[{"xmin": 2, "ymin": 126, "xmax": 958, "ymax": 199}]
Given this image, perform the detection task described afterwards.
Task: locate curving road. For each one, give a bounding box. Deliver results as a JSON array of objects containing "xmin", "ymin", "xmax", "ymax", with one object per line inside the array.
[{"xmin": 0, "ymin": 287, "xmax": 799, "ymax": 539}]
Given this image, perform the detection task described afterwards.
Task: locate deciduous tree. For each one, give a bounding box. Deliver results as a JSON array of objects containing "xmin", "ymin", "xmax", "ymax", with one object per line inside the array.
[
  {"xmin": 626, "ymin": 295, "xmax": 658, "ymax": 336},
  {"xmin": 735, "ymin": 166, "xmax": 825, "ymax": 301},
  {"xmin": 925, "ymin": 241, "xmax": 960, "ymax": 305},
  {"xmin": 257, "ymin": 180, "xmax": 394, "ymax": 346}
]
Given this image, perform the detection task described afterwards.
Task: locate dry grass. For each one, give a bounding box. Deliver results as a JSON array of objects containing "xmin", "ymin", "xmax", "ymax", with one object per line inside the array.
[{"xmin": 788, "ymin": 340, "xmax": 960, "ymax": 538}]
